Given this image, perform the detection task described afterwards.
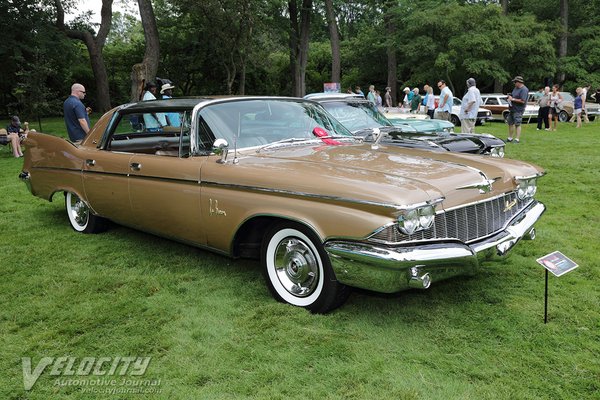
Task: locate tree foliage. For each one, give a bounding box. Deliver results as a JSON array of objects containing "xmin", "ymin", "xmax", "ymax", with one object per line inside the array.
[{"xmin": 2, "ymin": 0, "xmax": 600, "ymax": 117}]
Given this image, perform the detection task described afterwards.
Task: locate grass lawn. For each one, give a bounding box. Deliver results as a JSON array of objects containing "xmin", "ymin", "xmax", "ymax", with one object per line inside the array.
[{"xmin": 0, "ymin": 117, "xmax": 598, "ymax": 399}]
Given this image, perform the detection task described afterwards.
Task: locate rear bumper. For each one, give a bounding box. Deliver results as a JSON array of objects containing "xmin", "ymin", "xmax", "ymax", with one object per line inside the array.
[{"xmin": 325, "ymin": 201, "xmax": 545, "ymax": 293}]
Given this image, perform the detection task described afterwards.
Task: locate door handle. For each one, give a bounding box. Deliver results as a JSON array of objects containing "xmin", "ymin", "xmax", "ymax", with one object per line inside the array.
[
  {"xmin": 86, "ymin": 159, "xmax": 96, "ymax": 166},
  {"xmin": 130, "ymin": 162, "xmax": 142, "ymax": 171}
]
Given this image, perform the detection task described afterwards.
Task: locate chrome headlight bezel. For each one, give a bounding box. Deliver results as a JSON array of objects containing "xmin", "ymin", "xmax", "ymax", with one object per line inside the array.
[
  {"xmin": 515, "ymin": 176, "xmax": 538, "ymax": 200},
  {"xmin": 490, "ymin": 146, "xmax": 505, "ymax": 158}
]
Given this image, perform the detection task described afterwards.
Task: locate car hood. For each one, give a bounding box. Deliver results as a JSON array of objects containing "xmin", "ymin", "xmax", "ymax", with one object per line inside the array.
[{"xmin": 206, "ymin": 143, "xmax": 542, "ymax": 212}]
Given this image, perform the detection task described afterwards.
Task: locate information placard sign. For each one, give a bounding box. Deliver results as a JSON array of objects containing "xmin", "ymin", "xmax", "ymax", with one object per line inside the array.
[{"xmin": 536, "ymin": 251, "xmax": 579, "ymax": 277}]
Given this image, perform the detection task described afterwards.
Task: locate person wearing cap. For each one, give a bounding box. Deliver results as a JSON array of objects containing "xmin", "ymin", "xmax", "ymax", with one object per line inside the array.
[
  {"xmin": 507, "ymin": 75, "xmax": 529, "ymax": 143},
  {"xmin": 402, "ymin": 87, "xmax": 413, "ymax": 109},
  {"xmin": 459, "ymin": 78, "xmax": 482, "ymax": 134},
  {"xmin": 160, "ymin": 83, "xmax": 180, "ymax": 127},
  {"xmin": 384, "ymin": 87, "xmax": 393, "ymax": 108},
  {"xmin": 436, "ymin": 80, "xmax": 453, "ymax": 122},
  {"xmin": 63, "ymin": 83, "xmax": 90, "ymax": 143},
  {"xmin": 5, "ymin": 116, "xmax": 28, "ymax": 157}
]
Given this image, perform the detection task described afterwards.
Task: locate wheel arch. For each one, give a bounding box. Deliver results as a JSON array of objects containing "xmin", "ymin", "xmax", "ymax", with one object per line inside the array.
[{"xmin": 231, "ymin": 214, "xmax": 324, "ymax": 260}]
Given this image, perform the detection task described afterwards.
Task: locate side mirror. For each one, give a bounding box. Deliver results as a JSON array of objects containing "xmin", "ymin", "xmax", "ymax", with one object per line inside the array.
[{"xmin": 213, "ymin": 138, "xmax": 229, "ymax": 163}]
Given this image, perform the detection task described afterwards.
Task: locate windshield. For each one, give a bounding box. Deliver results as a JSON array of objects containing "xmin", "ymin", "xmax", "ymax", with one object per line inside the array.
[
  {"xmin": 197, "ymin": 99, "xmax": 354, "ymax": 149},
  {"xmin": 319, "ymin": 101, "xmax": 393, "ymax": 132},
  {"xmin": 560, "ymin": 92, "xmax": 574, "ymax": 102}
]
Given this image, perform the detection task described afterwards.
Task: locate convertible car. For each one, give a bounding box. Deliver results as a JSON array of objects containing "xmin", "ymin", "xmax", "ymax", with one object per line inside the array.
[
  {"xmin": 306, "ymin": 93, "xmax": 505, "ymax": 157},
  {"xmin": 20, "ymin": 97, "xmax": 545, "ymax": 313}
]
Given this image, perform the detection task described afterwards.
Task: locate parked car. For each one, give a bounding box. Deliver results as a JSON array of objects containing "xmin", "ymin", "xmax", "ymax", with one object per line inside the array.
[
  {"xmin": 306, "ymin": 93, "xmax": 505, "ymax": 157},
  {"xmin": 540, "ymin": 92, "xmax": 600, "ymax": 122},
  {"xmin": 432, "ymin": 96, "xmax": 493, "ymax": 126},
  {"xmin": 20, "ymin": 97, "xmax": 545, "ymax": 313},
  {"xmin": 481, "ymin": 93, "xmax": 539, "ymax": 122},
  {"xmin": 382, "ymin": 107, "xmax": 455, "ymax": 133}
]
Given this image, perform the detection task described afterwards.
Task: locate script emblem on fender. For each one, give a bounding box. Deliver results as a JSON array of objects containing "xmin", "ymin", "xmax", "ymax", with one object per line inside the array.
[{"xmin": 209, "ymin": 199, "xmax": 227, "ymax": 216}]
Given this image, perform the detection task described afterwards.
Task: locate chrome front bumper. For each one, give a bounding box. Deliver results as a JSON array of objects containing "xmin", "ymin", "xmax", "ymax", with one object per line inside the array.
[{"xmin": 325, "ymin": 201, "xmax": 545, "ymax": 293}]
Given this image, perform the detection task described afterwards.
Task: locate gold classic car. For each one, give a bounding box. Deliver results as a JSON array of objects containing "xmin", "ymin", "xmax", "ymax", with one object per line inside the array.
[{"xmin": 20, "ymin": 97, "xmax": 546, "ymax": 313}]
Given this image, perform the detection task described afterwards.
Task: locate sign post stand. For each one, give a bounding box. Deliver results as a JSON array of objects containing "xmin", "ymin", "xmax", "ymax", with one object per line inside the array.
[
  {"xmin": 544, "ymin": 269, "xmax": 549, "ymax": 324},
  {"xmin": 536, "ymin": 251, "xmax": 579, "ymax": 324}
]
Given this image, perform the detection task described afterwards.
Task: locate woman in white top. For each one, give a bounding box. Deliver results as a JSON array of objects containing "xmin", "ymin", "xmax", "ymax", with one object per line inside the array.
[
  {"xmin": 548, "ymin": 84, "xmax": 563, "ymax": 131},
  {"xmin": 426, "ymin": 85, "xmax": 436, "ymax": 119}
]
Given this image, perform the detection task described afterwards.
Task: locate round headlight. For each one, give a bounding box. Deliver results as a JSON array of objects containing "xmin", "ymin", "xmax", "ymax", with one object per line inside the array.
[
  {"xmin": 498, "ymin": 146, "xmax": 505, "ymax": 158},
  {"xmin": 418, "ymin": 206, "xmax": 435, "ymax": 229},
  {"xmin": 398, "ymin": 209, "xmax": 419, "ymax": 235}
]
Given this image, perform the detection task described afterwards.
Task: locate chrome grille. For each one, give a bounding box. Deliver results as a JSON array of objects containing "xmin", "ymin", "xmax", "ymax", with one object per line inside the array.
[{"xmin": 369, "ymin": 192, "xmax": 533, "ymax": 244}]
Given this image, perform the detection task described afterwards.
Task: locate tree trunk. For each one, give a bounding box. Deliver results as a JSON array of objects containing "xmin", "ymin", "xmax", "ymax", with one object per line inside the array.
[
  {"xmin": 384, "ymin": 4, "xmax": 397, "ymax": 106},
  {"xmin": 289, "ymin": 0, "xmax": 312, "ymax": 97},
  {"xmin": 495, "ymin": 0, "xmax": 509, "ymax": 93},
  {"xmin": 558, "ymin": 0, "xmax": 568, "ymax": 85},
  {"xmin": 324, "ymin": 0, "xmax": 340, "ymax": 84},
  {"xmin": 238, "ymin": 59, "xmax": 246, "ymax": 95},
  {"xmin": 288, "ymin": 1, "xmax": 299, "ymax": 95},
  {"xmin": 131, "ymin": 0, "xmax": 161, "ymax": 101},
  {"xmin": 54, "ymin": 0, "xmax": 113, "ymax": 112}
]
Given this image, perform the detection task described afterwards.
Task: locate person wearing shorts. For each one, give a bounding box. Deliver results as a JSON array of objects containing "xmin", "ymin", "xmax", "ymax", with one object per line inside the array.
[{"xmin": 507, "ymin": 76, "xmax": 529, "ymax": 143}]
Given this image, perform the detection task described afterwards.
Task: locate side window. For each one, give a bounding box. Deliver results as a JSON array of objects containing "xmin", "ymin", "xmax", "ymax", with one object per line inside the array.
[
  {"xmin": 486, "ymin": 98, "xmax": 499, "ymax": 105},
  {"xmin": 106, "ymin": 111, "xmax": 188, "ymax": 156}
]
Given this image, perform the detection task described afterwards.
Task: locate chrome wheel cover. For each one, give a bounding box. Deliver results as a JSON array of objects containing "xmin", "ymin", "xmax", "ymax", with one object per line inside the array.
[
  {"xmin": 66, "ymin": 192, "xmax": 89, "ymax": 230},
  {"xmin": 273, "ymin": 237, "xmax": 319, "ymax": 297}
]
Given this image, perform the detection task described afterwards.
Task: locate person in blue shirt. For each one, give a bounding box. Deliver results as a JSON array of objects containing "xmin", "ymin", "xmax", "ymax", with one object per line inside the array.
[
  {"xmin": 63, "ymin": 83, "xmax": 90, "ymax": 143},
  {"xmin": 506, "ymin": 76, "xmax": 529, "ymax": 143},
  {"xmin": 574, "ymin": 87, "xmax": 583, "ymax": 128}
]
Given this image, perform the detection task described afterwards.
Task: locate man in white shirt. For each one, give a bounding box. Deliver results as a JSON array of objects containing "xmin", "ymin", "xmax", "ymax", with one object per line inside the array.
[
  {"xmin": 436, "ymin": 80, "xmax": 453, "ymax": 122},
  {"xmin": 459, "ymin": 78, "xmax": 482, "ymax": 133}
]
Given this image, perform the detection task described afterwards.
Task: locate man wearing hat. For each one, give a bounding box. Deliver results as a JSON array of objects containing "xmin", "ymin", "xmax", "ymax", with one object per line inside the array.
[
  {"xmin": 160, "ymin": 83, "xmax": 180, "ymax": 127},
  {"xmin": 459, "ymin": 78, "xmax": 482, "ymax": 134},
  {"xmin": 507, "ymin": 75, "xmax": 529, "ymax": 143}
]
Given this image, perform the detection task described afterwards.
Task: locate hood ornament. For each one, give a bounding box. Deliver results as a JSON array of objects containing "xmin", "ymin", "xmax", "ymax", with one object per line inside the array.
[{"xmin": 457, "ymin": 172, "xmax": 500, "ymax": 194}]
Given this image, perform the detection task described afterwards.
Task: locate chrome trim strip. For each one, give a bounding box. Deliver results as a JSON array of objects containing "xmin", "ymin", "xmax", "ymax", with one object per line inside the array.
[
  {"xmin": 442, "ymin": 191, "xmax": 532, "ymax": 213},
  {"xmin": 201, "ymin": 181, "xmax": 412, "ymax": 210}
]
